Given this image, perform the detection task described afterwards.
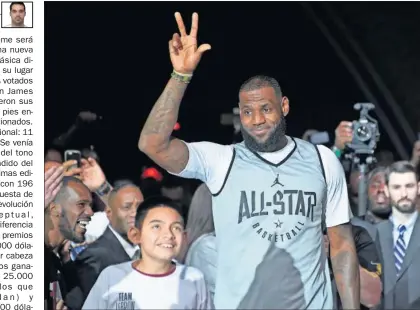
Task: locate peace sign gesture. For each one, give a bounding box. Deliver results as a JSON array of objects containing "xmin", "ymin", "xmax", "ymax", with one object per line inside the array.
[{"xmin": 169, "ymin": 12, "xmax": 211, "ymax": 75}]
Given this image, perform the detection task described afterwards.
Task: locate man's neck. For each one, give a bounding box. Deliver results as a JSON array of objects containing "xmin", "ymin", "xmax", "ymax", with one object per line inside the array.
[
  {"xmin": 12, "ymin": 23, "xmax": 24, "ymax": 27},
  {"xmin": 392, "ymin": 208, "xmax": 417, "ymax": 225},
  {"xmin": 365, "ymin": 210, "xmax": 387, "ymax": 224},
  {"xmin": 274, "ymin": 135, "xmax": 288, "ymax": 152},
  {"xmin": 256, "ymin": 135, "xmax": 288, "ymax": 153},
  {"xmin": 109, "ymin": 225, "xmax": 133, "ymax": 245},
  {"xmin": 44, "ymin": 227, "xmax": 62, "ymax": 251}
]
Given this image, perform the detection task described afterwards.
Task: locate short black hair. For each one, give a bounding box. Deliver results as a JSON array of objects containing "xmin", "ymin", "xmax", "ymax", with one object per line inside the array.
[
  {"xmin": 54, "ymin": 176, "xmax": 89, "ymax": 204},
  {"xmin": 368, "ymin": 166, "xmax": 387, "ymax": 184},
  {"xmin": 113, "ymin": 179, "xmax": 135, "ymax": 188},
  {"xmin": 108, "ymin": 182, "xmax": 140, "ymax": 205},
  {"xmin": 10, "ymin": 2, "xmax": 25, "ymax": 11},
  {"xmin": 385, "ymin": 161, "xmax": 418, "ymax": 184},
  {"xmin": 135, "ymin": 196, "xmax": 184, "ymax": 229},
  {"xmin": 239, "ymin": 75, "xmax": 283, "ymax": 99}
]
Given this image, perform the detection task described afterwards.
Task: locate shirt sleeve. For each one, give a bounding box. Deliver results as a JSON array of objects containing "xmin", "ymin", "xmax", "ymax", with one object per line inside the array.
[
  {"xmin": 186, "ymin": 238, "xmax": 217, "ymax": 298},
  {"xmin": 353, "ymin": 225, "xmax": 381, "ymax": 275},
  {"xmin": 170, "ymin": 141, "xmax": 234, "ymax": 194},
  {"xmin": 317, "ymin": 145, "xmax": 352, "ymax": 227},
  {"xmin": 82, "ymin": 268, "xmax": 109, "ymax": 310},
  {"xmin": 196, "ymin": 272, "xmax": 215, "ymax": 309}
]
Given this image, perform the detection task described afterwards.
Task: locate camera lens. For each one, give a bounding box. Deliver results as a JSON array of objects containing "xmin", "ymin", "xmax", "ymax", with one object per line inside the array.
[{"xmin": 355, "ymin": 125, "xmax": 371, "ymax": 142}]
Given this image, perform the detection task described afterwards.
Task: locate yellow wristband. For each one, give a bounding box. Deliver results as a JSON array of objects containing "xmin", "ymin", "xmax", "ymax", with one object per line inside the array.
[{"xmin": 171, "ymin": 70, "xmax": 193, "ymax": 83}]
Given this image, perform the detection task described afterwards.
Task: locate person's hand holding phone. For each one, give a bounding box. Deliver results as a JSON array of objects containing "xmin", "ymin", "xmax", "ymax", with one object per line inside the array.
[
  {"xmin": 62, "ymin": 160, "xmax": 83, "ymax": 177},
  {"xmin": 80, "ymin": 158, "xmax": 106, "ymax": 192}
]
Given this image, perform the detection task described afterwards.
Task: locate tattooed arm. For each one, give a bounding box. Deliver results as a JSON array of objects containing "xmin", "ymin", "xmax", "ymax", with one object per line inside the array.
[
  {"xmin": 139, "ymin": 12, "xmax": 211, "ymax": 173},
  {"xmin": 328, "ymin": 223, "xmax": 360, "ymax": 309},
  {"xmin": 139, "ymin": 78, "xmax": 190, "ymax": 173},
  {"xmin": 317, "ymin": 146, "xmax": 360, "ymax": 308}
]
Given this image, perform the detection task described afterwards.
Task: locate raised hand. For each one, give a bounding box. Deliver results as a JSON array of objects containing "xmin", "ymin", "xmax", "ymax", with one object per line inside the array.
[
  {"xmin": 334, "ymin": 121, "xmax": 353, "ymax": 150},
  {"xmin": 80, "ymin": 157, "xmax": 106, "ymax": 192},
  {"xmin": 169, "ymin": 12, "xmax": 211, "ymax": 74},
  {"xmin": 45, "ymin": 166, "xmax": 64, "ymax": 208},
  {"xmin": 62, "ymin": 160, "xmax": 83, "ymax": 177}
]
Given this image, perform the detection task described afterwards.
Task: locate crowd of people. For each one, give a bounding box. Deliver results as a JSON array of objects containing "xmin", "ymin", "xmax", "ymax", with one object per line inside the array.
[{"xmin": 44, "ymin": 12, "xmax": 420, "ymax": 310}]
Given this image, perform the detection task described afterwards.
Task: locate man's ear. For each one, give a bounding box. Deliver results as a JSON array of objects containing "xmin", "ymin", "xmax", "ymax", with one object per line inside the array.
[
  {"xmin": 128, "ymin": 226, "xmax": 141, "ymax": 245},
  {"xmin": 105, "ymin": 206, "xmax": 112, "ymax": 219},
  {"xmin": 281, "ymin": 96, "xmax": 290, "ymax": 117},
  {"xmin": 48, "ymin": 202, "xmax": 61, "ymax": 218}
]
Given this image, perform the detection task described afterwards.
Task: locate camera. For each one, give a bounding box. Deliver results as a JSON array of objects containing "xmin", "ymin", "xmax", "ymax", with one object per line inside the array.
[{"xmin": 347, "ymin": 103, "xmax": 380, "ymax": 155}]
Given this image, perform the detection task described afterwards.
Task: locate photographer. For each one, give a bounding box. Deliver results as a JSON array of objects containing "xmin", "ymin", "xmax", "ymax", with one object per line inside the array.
[{"xmin": 332, "ymin": 121, "xmax": 353, "ymax": 159}]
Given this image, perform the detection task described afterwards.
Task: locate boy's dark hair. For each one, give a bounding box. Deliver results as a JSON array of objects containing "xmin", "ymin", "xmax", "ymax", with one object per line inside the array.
[
  {"xmin": 135, "ymin": 196, "xmax": 184, "ymax": 229},
  {"xmin": 368, "ymin": 166, "xmax": 387, "ymax": 183}
]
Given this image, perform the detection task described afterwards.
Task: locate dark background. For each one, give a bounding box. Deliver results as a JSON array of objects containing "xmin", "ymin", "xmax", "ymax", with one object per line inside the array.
[{"xmin": 45, "ymin": 2, "xmax": 420, "ymax": 183}]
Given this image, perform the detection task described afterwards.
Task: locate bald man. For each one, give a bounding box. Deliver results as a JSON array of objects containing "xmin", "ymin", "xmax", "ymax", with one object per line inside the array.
[
  {"xmin": 45, "ymin": 176, "xmax": 93, "ymax": 310},
  {"xmin": 67, "ymin": 184, "xmax": 144, "ymax": 309}
]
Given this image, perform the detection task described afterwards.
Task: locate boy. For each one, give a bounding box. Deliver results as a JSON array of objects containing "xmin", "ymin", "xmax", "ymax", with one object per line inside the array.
[{"xmin": 82, "ymin": 196, "xmax": 213, "ymax": 309}]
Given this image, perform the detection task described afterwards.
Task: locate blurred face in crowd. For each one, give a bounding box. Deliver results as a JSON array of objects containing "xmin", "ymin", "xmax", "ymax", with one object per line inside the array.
[
  {"xmin": 239, "ymin": 87, "xmax": 289, "ymax": 152},
  {"xmin": 51, "ymin": 181, "xmax": 93, "ymax": 244},
  {"xmin": 133, "ymin": 206, "xmax": 185, "ymax": 263},
  {"xmin": 368, "ymin": 171, "xmax": 391, "ymax": 217},
  {"xmin": 385, "ymin": 172, "xmax": 420, "ymax": 214},
  {"xmin": 45, "ymin": 149, "xmax": 63, "ymax": 163},
  {"xmin": 108, "ymin": 186, "xmax": 144, "ymax": 239},
  {"xmin": 10, "ymin": 4, "xmax": 25, "ymax": 26}
]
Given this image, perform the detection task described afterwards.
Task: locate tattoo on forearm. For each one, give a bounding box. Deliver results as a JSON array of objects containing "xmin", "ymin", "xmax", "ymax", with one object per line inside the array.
[
  {"xmin": 329, "ymin": 224, "xmax": 360, "ymax": 309},
  {"xmin": 142, "ymin": 78, "xmax": 188, "ymax": 140}
]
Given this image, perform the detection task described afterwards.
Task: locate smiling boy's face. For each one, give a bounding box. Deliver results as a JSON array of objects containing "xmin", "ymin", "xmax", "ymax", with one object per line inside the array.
[{"xmin": 132, "ymin": 206, "xmax": 185, "ymax": 263}]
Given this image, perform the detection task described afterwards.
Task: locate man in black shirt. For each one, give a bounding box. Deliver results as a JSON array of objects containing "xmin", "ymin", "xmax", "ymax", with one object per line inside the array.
[{"xmin": 326, "ymin": 224, "xmax": 382, "ymax": 309}]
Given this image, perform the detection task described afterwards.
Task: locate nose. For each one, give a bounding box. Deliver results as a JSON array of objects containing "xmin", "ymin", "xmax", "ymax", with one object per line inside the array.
[
  {"xmin": 129, "ymin": 207, "xmax": 137, "ymax": 217},
  {"xmin": 400, "ymin": 187, "xmax": 408, "ymax": 197},
  {"xmin": 162, "ymin": 227, "xmax": 175, "ymax": 239},
  {"xmin": 251, "ymin": 111, "xmax": 265, "ymax": 126},
  {"xmin": 85, "ymin": 206, "xmax": 94, "ymax": 217}
]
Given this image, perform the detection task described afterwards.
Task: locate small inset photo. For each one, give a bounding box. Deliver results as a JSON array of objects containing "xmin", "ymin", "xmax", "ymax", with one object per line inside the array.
[{"xmin": 1, "ymin": 1, "xmax": 33, "ymax": 28}]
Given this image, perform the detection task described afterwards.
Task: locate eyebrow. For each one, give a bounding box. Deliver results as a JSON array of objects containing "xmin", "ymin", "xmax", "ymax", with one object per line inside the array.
[
  {"xmin": 77, "ymin": 199, "xmax": 92, "ymax": 205},
  {"xmin": 123, "ymin": 200, "xmax": 139, "ymax": 205},
  {"xmin": 241, "ymin": 102, "xmax": 271, "ymax": 108},
  {"xmin": 148, "ymin": 219, "xmax": 184, "ymax": 226}
]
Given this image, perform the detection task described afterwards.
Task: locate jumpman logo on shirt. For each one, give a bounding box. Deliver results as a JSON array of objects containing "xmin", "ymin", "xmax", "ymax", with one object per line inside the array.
[{"xmin": 271, "ymin": 174, "xmax": 284, "ymax": 187}]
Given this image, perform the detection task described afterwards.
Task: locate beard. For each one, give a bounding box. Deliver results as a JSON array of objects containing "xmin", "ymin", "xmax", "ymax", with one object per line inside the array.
[
  {"xmin": 370, "ymin": 204, "xmax": 392, "ymax": 219},
  {"xmin": 241, "ymin": 114, "xmax": 287, "ymax": 152},
  {"xmin": 59, "ymin": 213, "xmax": 85, "ymax": 244},
  {"xmin": 392, "ymin": 198, "xmax": 416, "ymax": 214},
  {"xmin": 369, "ymin": 197, "xmax": 392, "ymax": 218}
]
